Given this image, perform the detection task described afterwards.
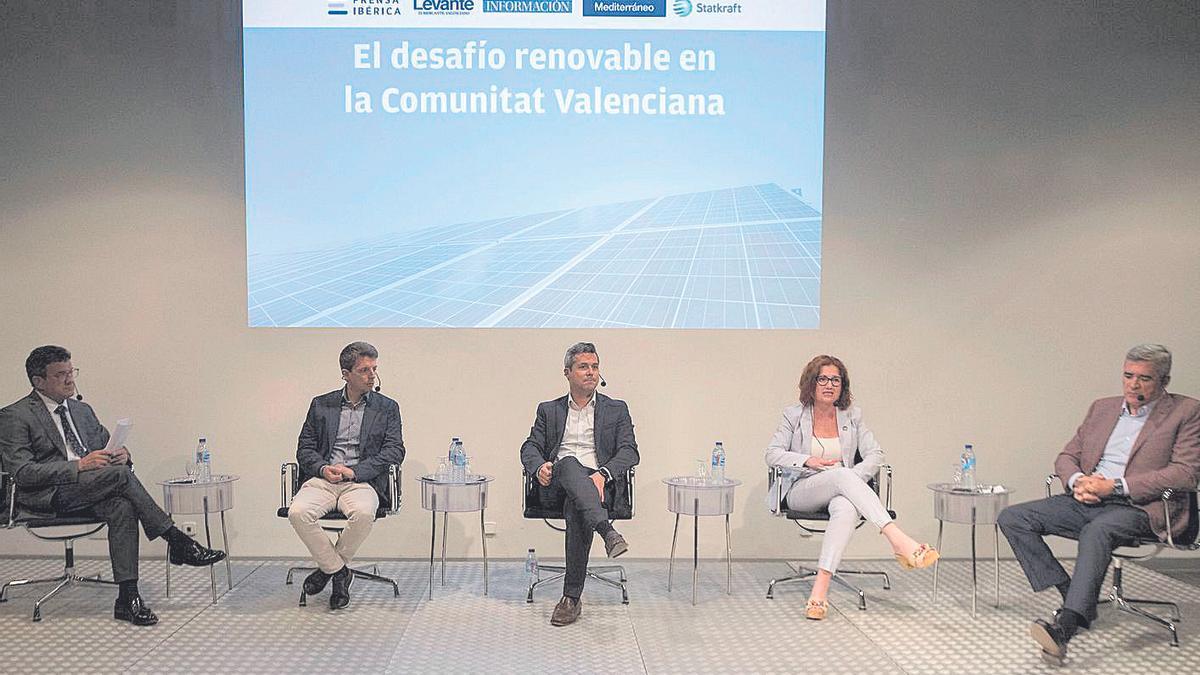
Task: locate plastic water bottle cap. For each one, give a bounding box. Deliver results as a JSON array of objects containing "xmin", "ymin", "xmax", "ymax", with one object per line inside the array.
[{"xmin": 199, "ymin": 438, "xmax": 206, "ymax": 443}]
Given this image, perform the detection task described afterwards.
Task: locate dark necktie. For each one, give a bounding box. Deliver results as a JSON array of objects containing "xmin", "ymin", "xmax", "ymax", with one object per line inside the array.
[{"xmin": 54, "ymin": 405, "xmax": 88, "ymax": 458}]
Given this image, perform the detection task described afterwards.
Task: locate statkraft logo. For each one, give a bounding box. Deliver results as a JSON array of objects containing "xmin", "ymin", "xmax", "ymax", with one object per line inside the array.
[
  {"xmin": 582, "ymin": 0, "xmax": 666, "ymax": 17},
  {"xmin": 483, "ymin": 0, "xmax": 572, "ymax": 12},
  {"xmin": 412, "ymin": 0, "xmax": 475, "ymax": 15},
  {"xmin": 672, "ymin": 0, "xmax": 691, "ymax": 16}
]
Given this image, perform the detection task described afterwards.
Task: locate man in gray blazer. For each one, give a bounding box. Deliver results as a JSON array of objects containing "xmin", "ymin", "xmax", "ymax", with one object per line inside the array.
[
  {"xmin": 998, "ymin": 344, "xmax": 1200, "ymax": 665},
  {"xmin": 520, "ymin": 342, "xmax": 640, "ymax": 626},
  {"xmin": 0, "ymin": 346, "xmax": 226, "ymax": 626},
  {"xmin": 287, "ymin": 341, "xmax": 405, "ymax": 610}
]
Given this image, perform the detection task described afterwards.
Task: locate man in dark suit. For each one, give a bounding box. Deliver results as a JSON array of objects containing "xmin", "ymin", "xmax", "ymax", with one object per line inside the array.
[
  {"xmin": 998, "ymin": 343, "xmax": 1200, "ymax": 665},
  {"xmin": 287, "ymin": 341, "xmax": 405, "ymax": 610},
  {"xmin": 0, "ymin": 345, "xmax": 226, "ymax": 626},
  {"xmin": 520, "ymin": 341, "xmax": 640, "ymax": 626}
]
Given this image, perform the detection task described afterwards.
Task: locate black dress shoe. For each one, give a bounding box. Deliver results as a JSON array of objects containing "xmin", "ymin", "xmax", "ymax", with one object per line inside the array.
[
  {"xmin": 114, "ymin": 595, "xmax": 159, "ymax": 626},
  {"xmin": 550, "ymin": 596, "xmax": 581, "ymax": 626},
  {"xmin": 330, "ymin": 566, "xmax": 353, "ymax": 610},
  {"xmin": 169, "ymin": 538, "xmax": 227, "ymax": 567},
  {"xmin": 602, "ymin": 529, "xmax": 628, "ymax": 558},
  {"xmin": 1030, "ymin": 618, "xmax": 1073, "ymax": 661},
  {"xmin": 303, "ymin": 569, "xmax": 331, "ymax": 596}
]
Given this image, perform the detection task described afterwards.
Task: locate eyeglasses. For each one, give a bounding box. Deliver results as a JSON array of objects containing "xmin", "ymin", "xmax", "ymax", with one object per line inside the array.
[
  {"xmin": 46, "ymin": 368, "xmax": 79, "ymax": 381},
  {"xmin": 816, "ymin": 375, "xmax": 842, "ymax": 386}
]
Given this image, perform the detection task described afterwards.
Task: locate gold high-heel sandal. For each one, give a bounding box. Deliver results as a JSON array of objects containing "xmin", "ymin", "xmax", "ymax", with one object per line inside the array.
[
  {"xmin": 805, "ymin": 598, "xmax": 828, "ymax": 620},
  {"xmin": 895, "ymin": 544, "xmax": 940, "ymax": 570}
]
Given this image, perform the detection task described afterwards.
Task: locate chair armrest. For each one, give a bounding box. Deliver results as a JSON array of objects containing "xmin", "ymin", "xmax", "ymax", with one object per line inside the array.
[
  {"xmin": 386, "ymin": 464, "xmax": 403, "ymax": 514},
  {"xmin": 1161, "ymin": 485, "xmax": 1199, "ymax": 549},
  {"xmin": 280, "ymin": 462, "xmax": 298, "ymax": 510},
  {"xmin": 1045, "ymin": 473, "xmax": 1059, "ymax": 498},
  {"xmin": 880, "ymin": 464, "xmax": 893, "ymax": 512},
  {"xmin": 2, "ymin": 470, "xmax": 15, "ymax": 529}
]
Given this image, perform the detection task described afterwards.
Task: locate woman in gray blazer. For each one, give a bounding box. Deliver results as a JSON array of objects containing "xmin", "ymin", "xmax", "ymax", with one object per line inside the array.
[{"xmin": 764, "ymin": 354, "xmax": 938, "ymax": 620}]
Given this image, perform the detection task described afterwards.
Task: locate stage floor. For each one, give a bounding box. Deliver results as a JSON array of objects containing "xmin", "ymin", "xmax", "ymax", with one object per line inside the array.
[{"xmin": 2, "ymin": 556, "xmax": 1198, "ymax": 673}]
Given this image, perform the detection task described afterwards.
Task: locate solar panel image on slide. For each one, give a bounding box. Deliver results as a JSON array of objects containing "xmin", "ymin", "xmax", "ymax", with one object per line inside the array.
[{"xmin": 247, "ymin": 183, "xmax": 821, "ymax": 329}]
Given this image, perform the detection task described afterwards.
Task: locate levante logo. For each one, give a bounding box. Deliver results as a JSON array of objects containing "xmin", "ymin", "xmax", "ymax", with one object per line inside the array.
[
  {"xmin": 328, "ymin": 0, "xmax": 403, "ymax": 15},
  {"xmin": 412, "ymin": 0, "xmax": 476, "ymax": 14}
]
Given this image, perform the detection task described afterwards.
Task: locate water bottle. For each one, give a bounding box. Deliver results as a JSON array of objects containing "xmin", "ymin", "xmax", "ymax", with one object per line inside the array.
[
  {"xmin": 197, "ymin": 437, "xmax": 211, "ymax": 482},
  {"xmin": 710, "ymin": 441, "xmax": 726, "ymax": 483},
  {"xmin": 960, "ymin": 443, "xmax": 976, "ymax": 490},
  {"xmin": 525, "ymin": 548, "xmax": 538, "ymax": 583},
  {"xmin": 447, "ymin": 438, "xmax": 460, "ymax": 482}
]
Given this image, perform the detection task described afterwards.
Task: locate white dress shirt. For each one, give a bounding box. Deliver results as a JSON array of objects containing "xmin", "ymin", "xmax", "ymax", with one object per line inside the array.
[
  {"xmin": 37, "ymin": 391, "xmax": 87, "ymax": 460},
  {"xmin": 556, "ymin": 393, "xmax": 598, "ymax": 470}
]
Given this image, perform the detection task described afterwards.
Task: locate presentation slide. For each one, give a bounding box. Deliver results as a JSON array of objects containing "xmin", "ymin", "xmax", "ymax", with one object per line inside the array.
[{"xmin": 244, "ymin": 1, "xmax": 826, "ymax": 329}]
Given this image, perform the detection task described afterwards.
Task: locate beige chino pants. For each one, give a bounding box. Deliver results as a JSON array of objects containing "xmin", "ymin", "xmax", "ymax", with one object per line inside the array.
[{"xmin": 288, "ymin": 477, "xmax": 380, "ymax": 573}]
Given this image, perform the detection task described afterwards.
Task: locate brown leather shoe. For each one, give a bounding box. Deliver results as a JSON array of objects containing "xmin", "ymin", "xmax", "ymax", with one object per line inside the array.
[{"xmin": 550, "ymin": 595, "xmax": 581, "ymax": 626}]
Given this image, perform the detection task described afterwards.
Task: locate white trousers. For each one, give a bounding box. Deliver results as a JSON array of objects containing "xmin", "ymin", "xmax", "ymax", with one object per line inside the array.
[
  {"xmin": 288, "ymin": 477, "xmax": 380, "ymax": 574},
  {"xmin": 784, "ymin": 467, "xmax": 893, "ymax": 574}
]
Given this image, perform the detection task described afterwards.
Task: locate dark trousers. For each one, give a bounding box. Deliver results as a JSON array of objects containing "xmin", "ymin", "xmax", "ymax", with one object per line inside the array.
[
  {"xmin": 997, "ymin": 494, "xmax": 1154, "ymax": 621},
  {"xmin": 546, "ymin": 457, "xmax": 609, "ymax": 599},
  {"xmin": 50, "ymin": 466, "xmax": 174, "ymax": 583}
]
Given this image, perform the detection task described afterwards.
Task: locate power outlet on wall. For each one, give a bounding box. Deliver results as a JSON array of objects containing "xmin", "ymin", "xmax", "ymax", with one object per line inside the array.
[
  {"xmin": 483, "ymin": 521, "xmax": 497, "ymax": 537},
  {"xmin": 180, "ymin": 521, "xmax": 198, "ymax": 537}
]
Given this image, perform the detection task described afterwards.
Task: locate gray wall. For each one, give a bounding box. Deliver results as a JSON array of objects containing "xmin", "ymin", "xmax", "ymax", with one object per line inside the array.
[{"xmin": 2, "ymin": 1, "xmax": 1197, "ymax": 561}]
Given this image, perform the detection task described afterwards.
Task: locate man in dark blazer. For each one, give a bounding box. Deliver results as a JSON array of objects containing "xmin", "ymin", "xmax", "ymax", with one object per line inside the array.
[
  {"xmin": 0, "ymin": 345, "xmax": 225, "ymax": 626},
  {"xmin": 287, "ymin": 341, "xmax": 405, "ymax": 610},
  {"xmin": 520, "ymin": 341, "xmax": 640, "ymax": 626},
  {"xmin": 998, "ymin": 344, "xmax": 1200, "ymax": 665}
]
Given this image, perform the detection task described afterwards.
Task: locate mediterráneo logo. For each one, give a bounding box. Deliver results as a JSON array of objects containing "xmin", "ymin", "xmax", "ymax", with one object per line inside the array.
[
  {"xmin": 582, "ymin": 0, "xmax": 666, "ymax": 17},
  {"xmin": 483, "ymin": 0, "xmax": 572, "ymax": 12}
]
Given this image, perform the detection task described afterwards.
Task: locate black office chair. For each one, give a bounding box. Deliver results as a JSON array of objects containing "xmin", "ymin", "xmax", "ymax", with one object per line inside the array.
[
  {"xmin": 277, "ymin": 462, "xmax": 402, "ymax": 606},
  {"xmin": 522, "ymin": 466, "xmax": 635, "ymax": 605},
  {"xmin": 1044, "ymin": 474, "xmax": 1200, "ymax": 646},
  {"xmin": 0, "ymin": 466, "xmax": 117, "ymax": 621},
  {"xmin": 765, "ymin": 463, "xmax": 894, "ymax": 610}
]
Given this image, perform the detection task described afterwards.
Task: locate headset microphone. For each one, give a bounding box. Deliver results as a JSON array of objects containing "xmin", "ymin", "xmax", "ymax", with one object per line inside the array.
[
  {"xmin": 599, "ymin": 376, "xmax": 607, "ymax": 388},
  {"xmin": 374, "ymin": 372, "xmax": 382, "ymax": 393},
  {"xmin": 1137, "ymin": 394, "xmax": 1145, "ymax": 402}
]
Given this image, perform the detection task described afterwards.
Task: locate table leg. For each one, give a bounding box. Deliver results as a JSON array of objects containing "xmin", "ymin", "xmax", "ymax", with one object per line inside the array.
[
  {"xmin": 970, "ymin": 519, "xmax": 978, "ymax": 619},
  {"xmin": 204, "ymin": 495, "xmax": 216, "ymax": 605},
  {"xmin": 692, "ymin": 497, "xmax": 699, "ymax": 607},
  {"xmin": 165, "ymin": 539, "xmax": 171, "ymax": 598},
  {"xmin": 932, "ymin": 519, "xmax": 944, "ymax": 602},
  {"xmin": 480, "ymin": 509, "xmax": 489, "ymax": 596},
  {"xmin": 725, "ymin": 513, "xmax": 732, "ymax": 595},
  {"xmin": 440, "ymin": 512, "xmax": 448, "ymax": 586},
  {"xmin": 428, "ymin": 495, "xmax": 437, "ymax": 600},
  {"xmin": 220, "ymin": 510, "xmax": 233, "ymax": 591},
  {"xmin": 668, "ymin": 513, "xmax": 680, "ymax": 592},
  {"xmin": 993, "ymin": 523, "xmax": 1001, "ymax": 608}
]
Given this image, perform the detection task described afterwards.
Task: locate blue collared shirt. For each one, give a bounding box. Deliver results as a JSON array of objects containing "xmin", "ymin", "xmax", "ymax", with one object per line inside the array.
[{"xmin": 1069, "ymin": 399, "xmax": 1156, "ymax": 490}]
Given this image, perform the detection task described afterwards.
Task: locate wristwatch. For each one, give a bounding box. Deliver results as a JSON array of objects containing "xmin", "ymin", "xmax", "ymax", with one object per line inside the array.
[
  {"xmin": 1112, "ymin": 477, "xmax": 1127, "ymax": 497},
  {"xmin": 597, "ymin": 467, "xmax": 614, "ymax": 483}
]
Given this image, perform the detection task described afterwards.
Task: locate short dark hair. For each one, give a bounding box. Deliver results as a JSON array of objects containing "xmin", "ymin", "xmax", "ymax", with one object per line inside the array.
[
  {"xmin": 26, "ymin": 345, "xmax": 72, "ymax": 385},
  {"xmin": 564, "ymin": 342, "xmax": 598, "ymax": 370},
  {"xmin": 797, "ymin": 354, "xmax": 853, "ymax": 410},
  {"xmin": 339, "ymin": 341, "xmax": 378, "ymax": 372}
]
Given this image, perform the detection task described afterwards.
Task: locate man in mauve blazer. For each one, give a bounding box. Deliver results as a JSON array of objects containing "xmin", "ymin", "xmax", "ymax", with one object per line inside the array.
[
  {"xmin": 288, "ymin": 341, "xmax": 404, "ymax": 610},
  {"xmin": 0, "ymin": 345, "xmax": 225, "ymax": 626},
  {"xmin": 520, "ymin": 342, "xmax": 639, "ymax": 626},
  {"xmin": 999, "ymin": 344, "xmax": 1200, "ymax": 665}
]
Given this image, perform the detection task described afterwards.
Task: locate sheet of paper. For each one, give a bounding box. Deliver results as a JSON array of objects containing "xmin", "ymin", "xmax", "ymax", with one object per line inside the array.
[{"xmin": 103, "ymin": 418, "xmax": 133, "ymax": 452}]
